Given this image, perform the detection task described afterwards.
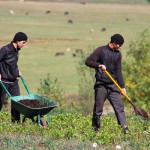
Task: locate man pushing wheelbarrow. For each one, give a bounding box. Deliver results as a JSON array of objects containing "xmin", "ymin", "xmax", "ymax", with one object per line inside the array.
[
  {"xmin": 0, "ymin": 32, "xmax": 28, "ymax": 123},
  {"xmin": 0, "ymin": 32, "xmax": 59, "ymax": 126}
]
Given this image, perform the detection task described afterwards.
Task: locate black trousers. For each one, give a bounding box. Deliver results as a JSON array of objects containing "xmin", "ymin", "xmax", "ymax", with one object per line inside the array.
[
  {"xmin": 0, "ymin": 79, "xmax": 20, "ymax": 122},
  {"xmin": 92, "ymin": 81, "xmax": 127, "ymax": 129}
]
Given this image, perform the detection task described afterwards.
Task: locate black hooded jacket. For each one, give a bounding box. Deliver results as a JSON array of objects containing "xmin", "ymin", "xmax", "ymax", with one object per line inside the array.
[
  {"xmin": 85, "ymin": 45, "xmax": 125, "ymax": 88},
  {"xmin": 0, "ymin": 42, "xmax": 19, "ymax": 81}
]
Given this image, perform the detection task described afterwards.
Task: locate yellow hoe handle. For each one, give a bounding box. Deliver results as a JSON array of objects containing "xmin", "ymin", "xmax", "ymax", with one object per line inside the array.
[{"xmin": 104, "ymin": 70, "xmax": 131, "ymax": 101}]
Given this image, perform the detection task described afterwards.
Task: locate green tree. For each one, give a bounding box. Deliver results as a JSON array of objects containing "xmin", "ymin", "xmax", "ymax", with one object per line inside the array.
[{"xmin": 123, "ymin": 30, "xmax": 150, "ymax": 110}]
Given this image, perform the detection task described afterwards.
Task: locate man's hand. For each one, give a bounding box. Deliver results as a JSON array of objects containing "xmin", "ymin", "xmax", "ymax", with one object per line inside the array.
[
  {"xmin": 18, "ymin": 71, "xmax": 22, "ymax": 77},
  {"xmin": 0, "ymin": 74, "xmax": 1, "ymax": 81},
  {"xmin": 98, "ymin": 64, "xmax": 106, "ymax": 71},
  {"xmin": 121, "ymin": 88, "xmax": 126, "ymax": 96}
]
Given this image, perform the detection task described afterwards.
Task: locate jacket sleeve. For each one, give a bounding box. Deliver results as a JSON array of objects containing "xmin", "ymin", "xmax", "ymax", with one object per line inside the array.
[
  {"xmin": 116, "ymin": 53, "xmax": 125, "ymax": 88},
  {"xmin": 85, "ymin": 47, "xmax": 102, "ymax": 68},
  {"xmin": 0, "ymin": 47, "xmax": 8, "ymax": 61}
]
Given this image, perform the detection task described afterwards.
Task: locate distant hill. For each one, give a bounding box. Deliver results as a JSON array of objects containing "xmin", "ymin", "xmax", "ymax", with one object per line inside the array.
[{"xmin": 1, "ymin": 0, "xmax": 149, "ymax": 5}]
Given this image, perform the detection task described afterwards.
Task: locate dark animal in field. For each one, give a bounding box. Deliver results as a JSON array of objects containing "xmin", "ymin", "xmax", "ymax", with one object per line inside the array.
[
  {"xmin": 80, "ymin": 2, "xmax": 86, "ymax": 5},
  {"xmin": 75, "ymin": 49, "xmax": 83, "ymax": 53},
  {"xmin": 45, "ymin": 10, "xmax": 51, "ymax": 14},
  {"xmin": 25, "ymin": 12, "xmax": 28, "ymax": 16},
  {"xmin": 126, "ymin": 18, "xmax": 130, "ymax": 21},
  {"xmin": 64, "ymin": 11, "xmax": 69, "ymax": 15},
  {"xmin": 72, "ymin": 53, "xmax": 76, "ymax": 57},
  {"xmin": 68, "ymin": 19, "xmax": 73, "ymax": 24},
  {"xmin": 55, "ymin": 52, "xmax": 65, "ymax": 56},
  {"xmin": 101, "ymin": 28, "xmax": 106, "ymax": 32}
]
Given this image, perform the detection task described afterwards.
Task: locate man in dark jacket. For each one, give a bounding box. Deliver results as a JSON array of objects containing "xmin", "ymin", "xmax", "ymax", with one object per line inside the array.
[
  {"xmin": 0, "ymin": 32, "xmax": 28, "ymax": 123},
  {"xmin": 85, "ymin": 34, "xmax": 129, "ymax": 134}
]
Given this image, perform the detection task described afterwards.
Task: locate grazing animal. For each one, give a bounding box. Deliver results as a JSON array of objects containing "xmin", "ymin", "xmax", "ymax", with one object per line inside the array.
[
  {"xmin": 68, "ymin": 19, "xmax": 73, "ymax": 24},
  {"xmin": 101, "ymin": 28, "xmax": 106, "ymax": 32},
  {"xmin": 75, "ymin": 49, "xmax": 83, "ymax": 53},
  {"xmin": 45, "ymin": 10, "xmax": 51, "ymax": 14},
  {"xmin": 90, "ymin": 28, "xmax": 94, "ymax": 33},
  {"xmin": 9, "ymin": 10, "xmax": 14, "ymax": 15},
  {"xmin": 64, "ymin": 11, "xmax": 69, "ymax": 15},
  {"xmin": 25, "ymin": 12, "xmax": 28, "ymax": 16},
  {"xmin": 80, "ymin": 2, "xmax": 86, "ymax": 5},
  {"xmin": 55, "ymin": 52, "xmax": 65, "ymax": 56},
  {"xmin": 72, "ymin": 53, "xmax": 76, "ymax": 57}
]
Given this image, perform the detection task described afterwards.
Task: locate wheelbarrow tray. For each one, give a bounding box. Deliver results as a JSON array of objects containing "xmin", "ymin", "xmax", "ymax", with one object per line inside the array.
[{"xmin": 10, "ymin": 93, "xmax": 59, "ymax": 118}]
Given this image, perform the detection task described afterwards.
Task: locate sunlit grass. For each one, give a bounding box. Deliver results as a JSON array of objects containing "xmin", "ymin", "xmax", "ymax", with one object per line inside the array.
[{"xmin": 0, "ymin": 1, "xmax": 150, "ymax": 95}]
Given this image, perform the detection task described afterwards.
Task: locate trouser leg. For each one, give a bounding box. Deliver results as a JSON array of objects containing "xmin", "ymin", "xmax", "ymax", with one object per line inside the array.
[
  {"xmin": 92, "ymin": 85, "xmax": 107, "ymax": 129},
  {"xmin": 108, "ymin": 85, "xmax": 127, "ymax": 126},
  {"xmin": 9, "ymin": 80, "xmax": 20, "ymax": 123},
  {"xmin": 0, "ymin": 85, "xmax": 7, "ymax": 111}
]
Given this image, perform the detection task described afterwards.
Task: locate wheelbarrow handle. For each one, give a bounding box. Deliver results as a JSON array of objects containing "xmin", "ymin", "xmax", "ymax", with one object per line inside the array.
[
  {"xmin": 0, "ymin": 81, "xmax": 12, "ymax": 97},
  {"xmin": 20, "ymin": 76, "xmax": 31, "ymax": 95}
]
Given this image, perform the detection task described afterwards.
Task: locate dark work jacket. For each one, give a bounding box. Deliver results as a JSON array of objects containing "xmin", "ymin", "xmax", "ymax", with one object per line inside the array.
[
  {"xmin": 85, "ymin": 45, "xmax": 125, "ymax": 88},
  {"xmin": 0, "ymin": 42, "xmax": 19, "ymax": 81}
]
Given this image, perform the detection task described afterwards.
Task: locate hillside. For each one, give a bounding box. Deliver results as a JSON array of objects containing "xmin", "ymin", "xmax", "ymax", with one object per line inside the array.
[{"xmin": 0, "ymin": 0, "xmax": 149, "ymax": 4}]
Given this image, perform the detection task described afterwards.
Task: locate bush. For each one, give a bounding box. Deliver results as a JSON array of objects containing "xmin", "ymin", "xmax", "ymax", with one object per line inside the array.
[
  {"xmin": 76, "ymin": 46, "xmax": 96, "ymax": 114},
  {"xmin": 123, "ymin": 30, "xmax": 150, "ymax": 110},
  {"xmin": 37, "ymin": 73, "xmax": 65, "ymax": 107}
]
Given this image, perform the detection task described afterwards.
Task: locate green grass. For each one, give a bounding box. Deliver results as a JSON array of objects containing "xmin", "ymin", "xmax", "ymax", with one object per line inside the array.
[
  {"xmin": 0, "ymin": 110, "xmax": 149, "ymax": 149},
  {"xmin": 0, "ymin": 1, "xmax": 150, "ymax": 95}
]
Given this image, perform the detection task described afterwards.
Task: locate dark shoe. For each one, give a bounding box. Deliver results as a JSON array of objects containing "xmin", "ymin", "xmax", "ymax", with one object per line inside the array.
[
  {"xmin": 92, "ymin": 116, "xmax": 100, "ymax": 132},
  {"xmin": 11, "ymin": 120, "xmax": 20, "ymax": 124},
  {"xmin": 11, "ymin": 117, "xmax": 20, "ymax": 124},
  {"xmin": 92, "ymin": 126, "xmax": 99, "ymax": 132},
  {"xmin": 122, "ymin": 126, "xmax": 130, "ymax": 134}
]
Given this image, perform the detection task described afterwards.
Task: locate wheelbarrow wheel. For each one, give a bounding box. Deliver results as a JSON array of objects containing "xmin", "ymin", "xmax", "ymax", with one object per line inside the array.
[{"xmin": 39, "ymin": 117, "xmax": 48, "ymax": 127}]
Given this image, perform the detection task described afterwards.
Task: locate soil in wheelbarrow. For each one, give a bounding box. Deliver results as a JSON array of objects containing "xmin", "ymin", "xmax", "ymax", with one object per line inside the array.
[{"xmin": 19, "ymin": 99, "xmax": 48, "ymax": 108}]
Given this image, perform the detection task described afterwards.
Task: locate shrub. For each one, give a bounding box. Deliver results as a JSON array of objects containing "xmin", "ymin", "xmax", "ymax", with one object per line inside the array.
[
  {"xmin": 37, "ymin": 73, "xmax": 65, "ymax": 107},
  {"xmin": 76, "ymin": 46, "xmax": 96, "ymax": 114},
  {"xmin": 123, "ymin": 30, "xmax": 150, "ymax": 110}
]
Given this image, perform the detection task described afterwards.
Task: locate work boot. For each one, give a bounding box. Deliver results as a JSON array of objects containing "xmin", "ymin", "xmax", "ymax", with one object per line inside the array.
[
  {"xmin": 92, "ymin": 126, "xmax": 99, "ymax": 132},
  {"xmin": 92, "ymin": 116, "xmax": 100, "ymax": 132},
  {"xmin": 122, "ymin": 125, "xmax": 130, "ymax": 134}
]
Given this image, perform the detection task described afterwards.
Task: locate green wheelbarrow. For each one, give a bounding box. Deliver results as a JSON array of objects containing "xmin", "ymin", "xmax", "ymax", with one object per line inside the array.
[{"xmin": 0, "ymin": 76, "xmax": 59, "ymax": 126}]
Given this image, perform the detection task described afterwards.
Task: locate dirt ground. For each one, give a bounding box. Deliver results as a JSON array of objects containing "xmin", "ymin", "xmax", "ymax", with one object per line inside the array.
[{"xmin": 103, "ymin": 101, "xmax": 114, "ymax": 115}]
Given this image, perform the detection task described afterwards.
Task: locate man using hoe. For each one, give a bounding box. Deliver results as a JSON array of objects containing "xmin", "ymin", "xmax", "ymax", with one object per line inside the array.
[{"xmin": 85, "ymin": 34, "xmax": 129, "ymax": 134}]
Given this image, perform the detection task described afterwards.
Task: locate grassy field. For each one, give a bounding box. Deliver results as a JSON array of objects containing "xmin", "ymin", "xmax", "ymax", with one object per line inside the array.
[
  {"xmin": 0, "ymin": 111, "xmax": 149, "ymax": 149},
  {"xmin": 0, "ymin": 1, "xmax": 150, "ymax": 96}
]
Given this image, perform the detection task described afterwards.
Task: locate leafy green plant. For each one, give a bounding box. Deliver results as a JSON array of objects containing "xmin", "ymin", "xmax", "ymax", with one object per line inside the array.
[
  {"xmin": 123, "ymin": 30, "xmax": 150, "ymax": 110},
  {"xmin": 0, "ymin": 111, "xmax": 149, "ymax": 149},
  {"xmin": 37, "ymin": 73, "xmax": 65, "ymax": 107},
  {"xmin": 76, "ymin": 46, "xmax": 96, "ymax": 114}
]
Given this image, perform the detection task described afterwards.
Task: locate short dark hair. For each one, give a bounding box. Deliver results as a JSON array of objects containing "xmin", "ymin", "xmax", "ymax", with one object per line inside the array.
[
  {"xmin": 110, "ymin": 34, "xmax": 124, "ymax": 45},
  {"xmin": 13, "ymin": 32, "xmax": 28, "ymax": 42}
]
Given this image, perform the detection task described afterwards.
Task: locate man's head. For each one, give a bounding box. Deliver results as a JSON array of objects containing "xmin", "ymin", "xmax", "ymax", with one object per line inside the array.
[
  {"xmin": 110, "ymin": 34, "xmax": 124, "ymax": 49},
  {"xmin": 13, "ymin": 32, "xmax": 28, "ymax": 50}
]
